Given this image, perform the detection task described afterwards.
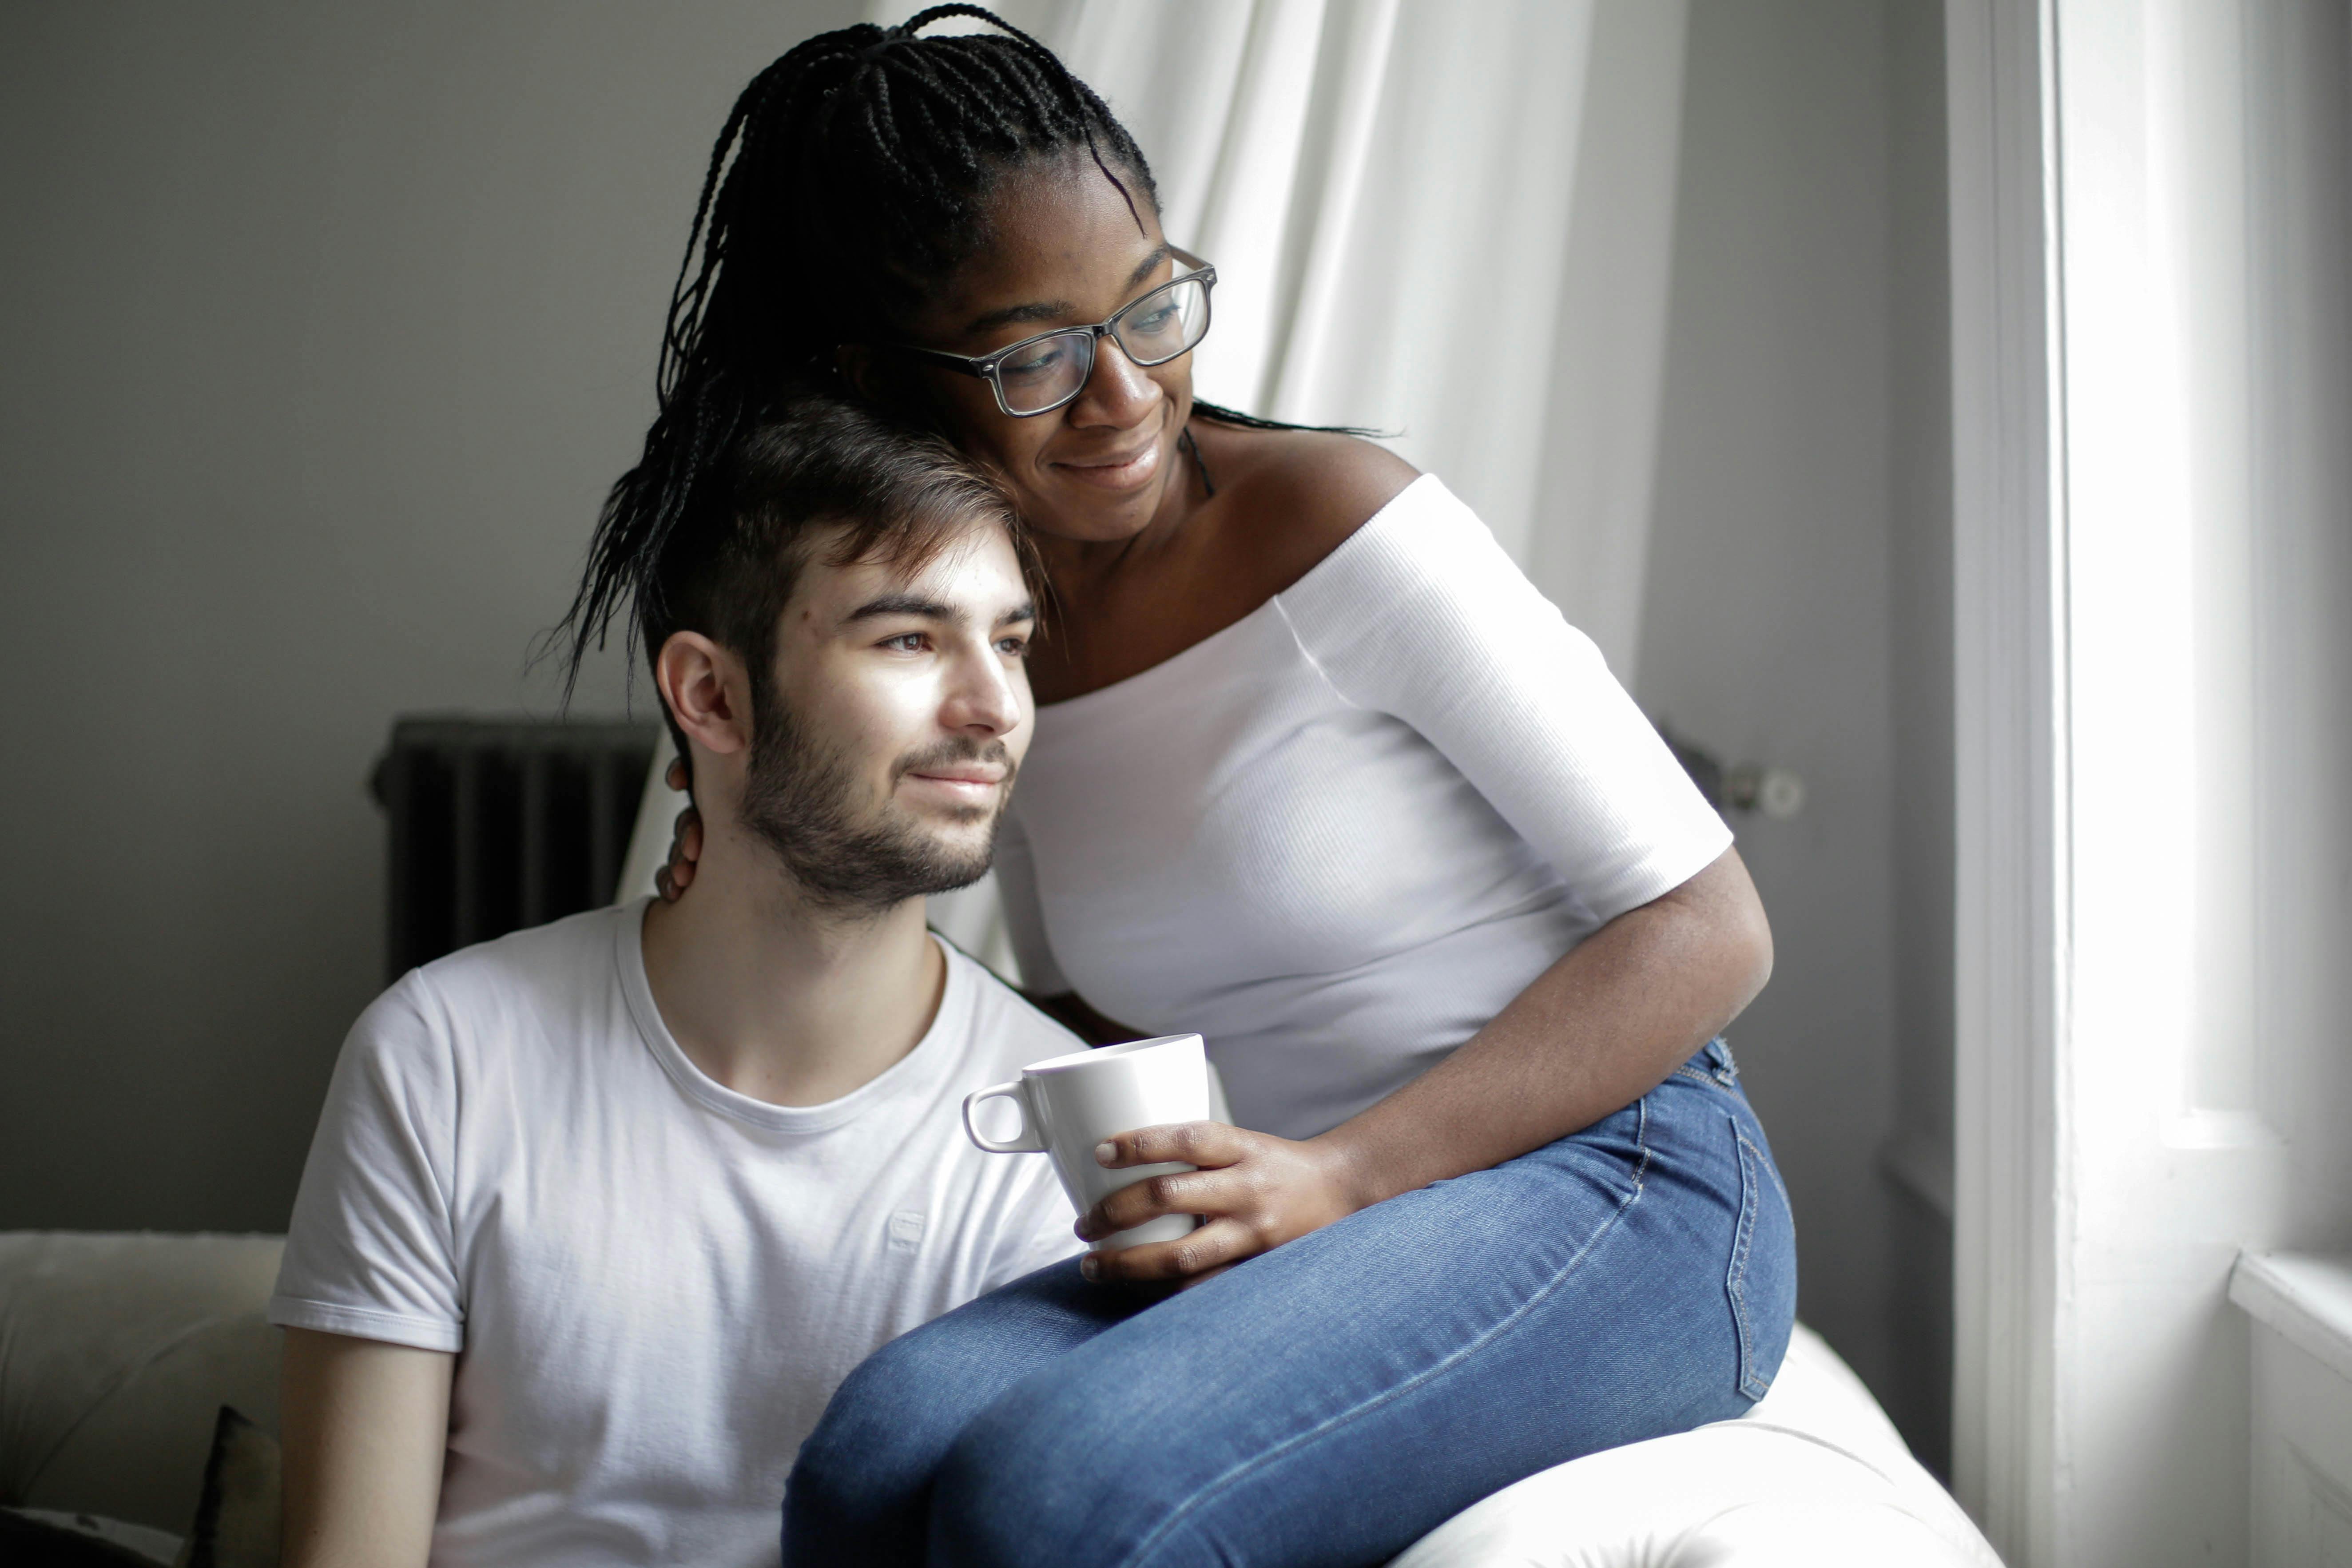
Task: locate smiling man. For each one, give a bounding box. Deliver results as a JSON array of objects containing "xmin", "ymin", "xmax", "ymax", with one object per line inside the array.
[{"xmin": 268, "ymin": 397, "xmax": 1085, "ymax": 1568}]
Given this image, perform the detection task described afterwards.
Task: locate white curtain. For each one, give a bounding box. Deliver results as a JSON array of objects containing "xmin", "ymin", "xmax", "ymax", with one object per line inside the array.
[{"xmin": 630, "ymin": 1, "xmax": 1693, "ymax": 971}]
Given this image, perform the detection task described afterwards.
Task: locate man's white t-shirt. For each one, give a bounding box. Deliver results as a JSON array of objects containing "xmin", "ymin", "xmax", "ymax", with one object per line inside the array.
[{"xmin": 269, "ymin": 900, "xmax": 1083, "ymax": 1568}]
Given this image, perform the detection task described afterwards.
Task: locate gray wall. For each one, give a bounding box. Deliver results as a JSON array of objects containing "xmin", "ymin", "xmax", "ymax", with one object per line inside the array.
[
  {"xmin": 0, "ymin": 1, "xmax": 858, "ymax": 1232},
  {"xmin": 1638, "ymin": 0, "xmax": 1952, "ymax": 1464}
]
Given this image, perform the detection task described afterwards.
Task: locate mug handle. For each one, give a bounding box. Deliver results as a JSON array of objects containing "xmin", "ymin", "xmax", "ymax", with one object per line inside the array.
[{"xmin": 962, "ymin": 1081, "xmax": 1046, "ymax": 1153}]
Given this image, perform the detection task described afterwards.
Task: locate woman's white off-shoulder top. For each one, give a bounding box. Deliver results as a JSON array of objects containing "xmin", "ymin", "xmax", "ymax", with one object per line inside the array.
[{"xmin": 993, "ymin": 475, "xmax": 1731, "ymax": 1142}]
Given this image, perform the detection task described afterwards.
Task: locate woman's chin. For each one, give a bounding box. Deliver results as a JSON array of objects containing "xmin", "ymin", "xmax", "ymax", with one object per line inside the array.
[{"xmin": 1036, "ymin": 464, "xmax": 1174, "ymax": 542}]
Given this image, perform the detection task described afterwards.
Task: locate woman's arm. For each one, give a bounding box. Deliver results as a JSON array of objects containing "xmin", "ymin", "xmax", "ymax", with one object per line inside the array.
[
  {"xmin": 1322, "ymin": 845, "xmax": 1768, "ymax": 1200},
  {"xmin": 1078, "ymin": 845, "xmax": 1769, "ymax": 1283},
  {"xmin": 280, "ymin": 1328, "xmax": 453, "ymax": 1568}
]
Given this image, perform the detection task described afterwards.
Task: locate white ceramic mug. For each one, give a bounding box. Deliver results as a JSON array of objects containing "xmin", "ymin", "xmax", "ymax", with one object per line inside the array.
[{"xmin": 961, "ymin": 1034, "xmax": 1212, "ymax": 1251}]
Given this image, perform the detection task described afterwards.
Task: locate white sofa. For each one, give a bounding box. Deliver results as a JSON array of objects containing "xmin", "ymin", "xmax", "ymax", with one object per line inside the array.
[
  {"xmin": 1, "ymin": 1231, "xmax": 1998, "ymax": 1565},
  {"xmin": 0, "ymin": 1232, "xmax": 283, "ymax": 1559},
  {"xmin": 1396, "ymin": 1321, "xmax": 1999, "ymax": 1565}
]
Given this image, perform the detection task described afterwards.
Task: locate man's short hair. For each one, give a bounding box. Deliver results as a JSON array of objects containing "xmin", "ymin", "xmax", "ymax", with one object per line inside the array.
[
  {"xmin": 663, "ymin": 395, "xmax": 1022, "ymax": 663},
  {"xmin": 564, "ymin": 391, "xmax": 1029, "ymax": 761}
]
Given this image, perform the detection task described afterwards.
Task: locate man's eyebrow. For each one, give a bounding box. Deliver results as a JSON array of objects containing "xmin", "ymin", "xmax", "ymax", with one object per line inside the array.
[
  {"xmin": 997, "ymin": 601, "xmax": 1037, "ymax": 627},
  {"xmin": 961, "ymin": 246, "xmax": 1173, "ymax": 336},
  {"xmin": 845, "ymin": 593, "xmax": 956, "ymax": 623}
]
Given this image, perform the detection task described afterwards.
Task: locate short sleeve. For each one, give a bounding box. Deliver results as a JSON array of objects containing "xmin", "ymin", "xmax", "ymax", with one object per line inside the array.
[
  {"xmin": 268, "ymin": 977, "xmax": 466, "ymax": 1352},
  {"xmin": 991, "ymin": 811, "xmax": 1071, "ymax": 996},
  {"xmin": 1277, "ymin": 476, "xmax": 1731, "ymax": 925}
]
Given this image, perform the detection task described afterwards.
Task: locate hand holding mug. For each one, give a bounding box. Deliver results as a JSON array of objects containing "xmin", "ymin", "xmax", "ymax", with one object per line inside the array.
[
  {"xmin": 962, "ymin": 1035, "xmax": 1213, "ymax": 1253},
  {"xmin": 1075, "ymin": 1123, "xmax": 1368, "ymax": 1288}
]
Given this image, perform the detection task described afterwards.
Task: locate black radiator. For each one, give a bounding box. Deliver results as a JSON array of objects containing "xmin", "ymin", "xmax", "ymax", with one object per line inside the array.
[{"xmin": 370, "ymin": 717, "xmax": 662, "ymax": 982}]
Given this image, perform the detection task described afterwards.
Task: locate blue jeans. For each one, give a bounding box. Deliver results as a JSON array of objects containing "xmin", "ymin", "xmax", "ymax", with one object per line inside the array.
[{"xmin": 784, "ymin": 1039, "xmax": 1796, "ymax": 1568}]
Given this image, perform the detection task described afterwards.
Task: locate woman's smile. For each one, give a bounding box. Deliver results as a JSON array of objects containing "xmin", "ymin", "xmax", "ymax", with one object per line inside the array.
[{"xmin": 1051, "ymin": 434, "xmax": 1163, "ymax": 492}]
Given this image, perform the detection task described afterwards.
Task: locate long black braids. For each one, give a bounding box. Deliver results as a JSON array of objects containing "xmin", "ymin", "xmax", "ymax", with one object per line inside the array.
[{"xmin": 552, "ymin": 5, "xmax": 1343, "ymax": 699}]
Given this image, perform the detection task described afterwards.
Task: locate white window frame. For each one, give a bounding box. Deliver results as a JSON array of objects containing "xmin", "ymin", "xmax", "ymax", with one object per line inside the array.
[{"xmin": 1948, "ymin": 1, "xmax": 2352, "ymax": 1561}]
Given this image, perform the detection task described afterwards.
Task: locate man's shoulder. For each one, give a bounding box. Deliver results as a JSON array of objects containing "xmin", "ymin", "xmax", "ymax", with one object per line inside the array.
[
  {"xmin": 410, "ymin": 903, "xmax": 627, "ymax": 1004},
  {"xmin": 352, "ymin": 904, "xmax": 630, "ymax": 1072},
  {"xmin": 942, "ymin": 945, "xmax": 1088, "ymax": 1077}
]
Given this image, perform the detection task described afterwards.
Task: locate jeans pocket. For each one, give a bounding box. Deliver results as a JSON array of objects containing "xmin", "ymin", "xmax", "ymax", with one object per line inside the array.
[{"xmin": 1725, "ymin": 1117, "xmax": 1798, "ymax": 1401}]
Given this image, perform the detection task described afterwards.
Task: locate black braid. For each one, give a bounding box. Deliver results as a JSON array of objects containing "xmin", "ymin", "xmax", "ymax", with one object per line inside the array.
[{"xmin": 548, "ymin": 6, "xmax": 1343, "ymax": 701}]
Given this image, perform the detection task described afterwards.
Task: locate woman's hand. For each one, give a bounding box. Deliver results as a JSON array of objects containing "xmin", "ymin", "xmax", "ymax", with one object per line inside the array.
[
  {"xmin": 653, "ymin": 757, "xmax": 703, "ymax": 903},
  {"xmin": 1075, "ymin": 1124, "xmax": 1368, "ymax": 1287}
]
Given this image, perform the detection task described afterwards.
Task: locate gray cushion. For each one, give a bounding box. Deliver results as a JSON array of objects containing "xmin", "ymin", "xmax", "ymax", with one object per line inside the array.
[{"xmin": 0, "ymin": 1234, "xmax": 282, "ymax": 1533}]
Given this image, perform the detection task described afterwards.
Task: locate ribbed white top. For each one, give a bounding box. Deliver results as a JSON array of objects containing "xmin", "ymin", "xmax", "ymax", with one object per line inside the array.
[{"xmin": 995, "ymin": 475, "xmax": 1732, "ymax": 1141}]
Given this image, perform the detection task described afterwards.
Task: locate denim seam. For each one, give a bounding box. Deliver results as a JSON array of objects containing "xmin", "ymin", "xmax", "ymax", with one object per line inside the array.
[
  {"xmin": 1671, "ymin": 1066, "xmax": 1744, "ymax": 1099},
  {"xmin": 1116, "ymin": 1099, "xmax": 1657, "ymax": 1568},
  {"xmin": 1675, "ymin": 1040, "xmax": 1742, "ymax": 1094},
  {"xmin": 1727, "ymin": 1122, "xmax": 1772, "ymax": 1401}
]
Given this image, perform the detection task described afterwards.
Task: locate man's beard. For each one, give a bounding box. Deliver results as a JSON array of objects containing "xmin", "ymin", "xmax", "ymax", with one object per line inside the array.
[{"xmin": 736, "ymin": 696, "xmax": 1013, "ymax": 914}]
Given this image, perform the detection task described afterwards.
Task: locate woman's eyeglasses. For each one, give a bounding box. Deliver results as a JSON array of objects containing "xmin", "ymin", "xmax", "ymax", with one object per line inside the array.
[{"xmin": 892, "ymin": 252, "xmax": 1216, "ymax": 417}]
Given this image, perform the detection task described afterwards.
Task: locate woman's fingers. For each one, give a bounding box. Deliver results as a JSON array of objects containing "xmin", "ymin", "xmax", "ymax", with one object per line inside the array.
[
  {"xmin": 1078, "ymin": 1126, "xmax": 1367, "ymax": 1281},
  {"xmin": 664, "ymin": 756, "xmax": 688, "ymax": 792},
  {"xmin": 659, "ymin": 806, "xmax": 703, "ymax": 901},
  {"xmin": 1077, "ymin": 1122, "xmax": 1252, "ymax": 1240},
  {"xmin": 1081, "ymin": 1218, "xmax": 1259, "ymax": 1284},
  {"xmin": 1077, "ymin": 1165, "xmax": 1234, "ymax": 1241},
  {"xmin": 1093, "ymin": 1120, "xmax": 1244, "ymax": 1172}
]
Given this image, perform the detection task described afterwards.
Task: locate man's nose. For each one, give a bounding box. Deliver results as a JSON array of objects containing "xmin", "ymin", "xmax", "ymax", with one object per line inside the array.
[{"xmin": 943, "ymin": 641, "xmax": 1024, "ymax": 734}]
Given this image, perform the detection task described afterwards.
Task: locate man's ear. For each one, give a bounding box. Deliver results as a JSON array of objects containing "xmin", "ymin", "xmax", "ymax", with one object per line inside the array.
[
  {"xmin": 834, "ymin": 345, "xmax": 941, "ymax": 429},
  {"xmin": 654, "ymin": 631, "xmax": 752, "ymax": 760},
  {"xmin": 833, "ymin": 344, "xmax": 884, "ymax": 404}
]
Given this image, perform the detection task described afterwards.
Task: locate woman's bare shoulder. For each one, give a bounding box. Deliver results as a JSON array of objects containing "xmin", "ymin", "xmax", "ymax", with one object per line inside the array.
[{"xmin": 1192, "ymin": 421, "xmax": 1420, "ymax": 582}]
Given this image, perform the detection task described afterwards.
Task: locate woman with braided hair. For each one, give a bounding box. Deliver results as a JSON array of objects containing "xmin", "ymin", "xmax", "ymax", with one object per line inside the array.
[{"xmin": 604, "ymin": 10, "xmax": 1797, "ymax": 1565}]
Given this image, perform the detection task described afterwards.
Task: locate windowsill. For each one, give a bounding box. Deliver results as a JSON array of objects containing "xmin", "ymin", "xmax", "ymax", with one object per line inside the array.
[{"xmin": 2229, "ymin": 1251, "xmax": 2352, "ymax": 1385}]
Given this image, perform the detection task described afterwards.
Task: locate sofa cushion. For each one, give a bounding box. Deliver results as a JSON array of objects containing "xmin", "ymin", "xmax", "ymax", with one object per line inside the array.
[
  {"xmin": 1391, "ymin": 1324, "xmax": 2001, "ymax": 1567},
  {"xmin": 0, "ymin": 1234, "xmax": 283, "ymax": 1534}
]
